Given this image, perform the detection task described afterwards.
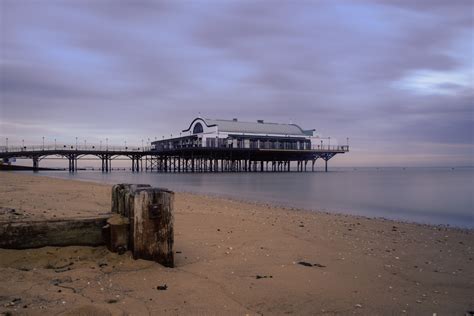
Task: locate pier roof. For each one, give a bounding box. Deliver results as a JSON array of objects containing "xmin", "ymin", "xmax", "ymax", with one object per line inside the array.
[{"xmin": 184, "ymin": 118, "xmax": 314, "ymax": 136}]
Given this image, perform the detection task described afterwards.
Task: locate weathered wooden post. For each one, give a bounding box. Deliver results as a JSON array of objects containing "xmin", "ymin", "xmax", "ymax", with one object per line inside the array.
[
  {"xmin": 108, "ymin": 184, "xmax": 174, "ymax": 267},
  {"xmin": 102, "ymin": 214, "xmax": 130, "ymax": 254},
  {"xmin": 132, "ymin": 188, "xmax": 174, "ymax": 267}
]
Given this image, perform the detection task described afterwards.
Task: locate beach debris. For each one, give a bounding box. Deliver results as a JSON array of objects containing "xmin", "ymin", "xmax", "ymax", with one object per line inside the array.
[
  {"xmin": 355, "ymin": 304, "xmax": 362, "ymax": 308},
  {"xmin": 157, "ymin": 284, "xmax": 168, "ymax": 291},
  {"xmin": 3, "ymin": 297, "xmax": 22, "ymax": 307},
  {"xmin": 106, "ymin": 299, "xmax": 118, "ymax": 304},
  {"xmin": 46, "ymin": 262, "xmax": 74, "ymax": 273},
  {"xmin": 50, "ymin": 276, "xmax": 72, "ymax": 286},
  {"xmin": 256, "ymin": 275, "xmax": 273, "ymax": 279},
  {"xmin": 297, "ymin": 261, "xmax": 326, "ymax": 268},
  {"xmin": 54, "ymin": 266, "xmax": 73, "ymax": 273}
]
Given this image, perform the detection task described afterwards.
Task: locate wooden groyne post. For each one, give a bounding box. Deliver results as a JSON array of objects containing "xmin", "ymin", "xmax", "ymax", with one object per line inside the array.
[{"xmin": 108, "ymin": 184, "xmax": 175, "ymax": 267}]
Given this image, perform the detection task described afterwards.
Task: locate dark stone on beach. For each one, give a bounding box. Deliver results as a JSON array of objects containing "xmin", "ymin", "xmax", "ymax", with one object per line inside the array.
[
  {"xmin": 176, "ymin": 251, "xmax": 182, "ymax": 254},
  {"xmin": 4, "ymin": 298, "xmax": 22, "ymax": 307},
  {"xmin": 298, "ymin": 261, "xmax": 326, "ymax": 268},
  {"xmin": 256, "ymin": 275, "xmax": 273, "ymax": 279},
  {"xmin": 299, "ymin": 225, "xmax": 304, "ymax": 227},
  {"xmin": 50, "ymin": 276, "xmax": 72, "ymax": 285},
  {"xmin": 106, "ymin": 299, "xmax": 118, "ymax": 304},
  {"xmin": 157, "ymin": 284, "xmax": 168, "ymax": 291},
  {"xmin": 53, "ymin": 262, "xmax": 74, "ymax": 273}
]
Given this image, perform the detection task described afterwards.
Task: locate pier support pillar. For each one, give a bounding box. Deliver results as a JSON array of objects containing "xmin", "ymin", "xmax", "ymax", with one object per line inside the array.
[{"xmin": 68, "ymin": 157, "xmax": 74, "ymax": 172}]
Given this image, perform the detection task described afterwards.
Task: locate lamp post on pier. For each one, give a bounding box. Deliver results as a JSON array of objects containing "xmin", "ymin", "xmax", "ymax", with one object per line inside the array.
[
  {"xmin": 42, "ymin": 136, "xmax": 45, "ymax": 151},
  {"xmin": 106, "ymin": 138, "xmax": 108, "ymax": 151},
  {"xmin": 75, "ymin": 137, "xmax": 78, "ymax": 150},
  {"xmin": 54, "ymin": 138, "xmax": 57, "ymax": 150},
  {"xmin": 100, "ymin": 140, "xmax": 102, "ymax": 150},
  {"xmin": 5, "ymin": 137, "xmax": 8, "ymax": 152}
]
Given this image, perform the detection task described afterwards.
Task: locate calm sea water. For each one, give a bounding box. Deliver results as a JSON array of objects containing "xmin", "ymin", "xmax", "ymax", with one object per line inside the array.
[{"xmin": 34, "ymin": 168, "xmax": 473, "ymax": 228}]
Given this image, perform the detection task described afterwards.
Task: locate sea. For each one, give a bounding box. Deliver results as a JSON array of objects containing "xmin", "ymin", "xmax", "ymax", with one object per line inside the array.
[{"xmin": 34, "ymin": 167, "xmax": 473, "ymax": 228}]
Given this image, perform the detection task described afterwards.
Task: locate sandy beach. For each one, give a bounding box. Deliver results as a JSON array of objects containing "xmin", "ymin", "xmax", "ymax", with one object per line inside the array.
[{"xmin": 0, "ymin": 171, "xmax": 473, "ymax": 315}]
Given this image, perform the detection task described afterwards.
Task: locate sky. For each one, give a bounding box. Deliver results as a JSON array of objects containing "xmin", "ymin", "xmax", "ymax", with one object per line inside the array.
[{"xmin": 0, "ymin": 0, "xmax": 473, "ymax": 167}]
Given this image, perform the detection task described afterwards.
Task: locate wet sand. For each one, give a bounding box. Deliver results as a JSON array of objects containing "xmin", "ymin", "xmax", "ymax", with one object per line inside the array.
[{"xmin": 0, "ymin": 171, "xmax": 473, "ymax": 315}]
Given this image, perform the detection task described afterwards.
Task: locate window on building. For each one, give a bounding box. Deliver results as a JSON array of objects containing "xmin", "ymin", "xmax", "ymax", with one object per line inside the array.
[{"xmin": 193, "ymin": 123, "xmax": 203, "ymax": 134}]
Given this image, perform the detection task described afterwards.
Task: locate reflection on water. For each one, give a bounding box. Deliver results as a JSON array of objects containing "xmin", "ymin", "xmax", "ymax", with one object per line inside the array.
[{"xmin": 35, "ymin": 168, "xmax": 473, "ymax": 228}]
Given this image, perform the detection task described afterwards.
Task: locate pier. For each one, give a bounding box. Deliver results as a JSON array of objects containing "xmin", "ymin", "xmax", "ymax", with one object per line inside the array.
[
  {"xmin": 0, "ymin": 145, "xmax": 348, "ymax": 172},
  {"xmin": 1, "ymin": 117, "xmax": 349, "ymax": 172}
]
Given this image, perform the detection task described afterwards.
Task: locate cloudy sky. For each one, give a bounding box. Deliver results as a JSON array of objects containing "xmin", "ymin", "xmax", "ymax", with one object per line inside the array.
[{"xmin": 1, "ymin": 0, "xmax": 473, "ymax": 166}]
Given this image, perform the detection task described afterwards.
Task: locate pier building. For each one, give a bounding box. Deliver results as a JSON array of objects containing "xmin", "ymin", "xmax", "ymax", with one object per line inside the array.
[{"xmin": 151, "ymin": 117, "xmax": 330, "ymax": 151}]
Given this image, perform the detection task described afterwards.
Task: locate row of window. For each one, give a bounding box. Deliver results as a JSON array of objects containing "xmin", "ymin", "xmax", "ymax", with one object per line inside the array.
[{"xmin": 153, "ymin": 137, "xmax": 311, "ymax": 150}]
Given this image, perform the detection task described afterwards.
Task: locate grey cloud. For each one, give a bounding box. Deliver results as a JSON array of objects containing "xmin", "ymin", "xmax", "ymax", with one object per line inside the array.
[{"xmin": 0, "ymin": 0, "xmax": 472, "ymax": 165}]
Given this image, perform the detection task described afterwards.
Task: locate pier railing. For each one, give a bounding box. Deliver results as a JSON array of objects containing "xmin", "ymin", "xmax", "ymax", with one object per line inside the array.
[
  {"xmin": 1, "ymin": 144, "xmax": 348, "ymax": 153},
  {"xmin": 0, "ymin": 144, "xmax": 152, "ymax": 153}
]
